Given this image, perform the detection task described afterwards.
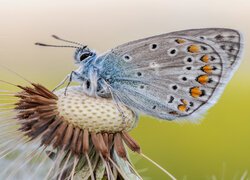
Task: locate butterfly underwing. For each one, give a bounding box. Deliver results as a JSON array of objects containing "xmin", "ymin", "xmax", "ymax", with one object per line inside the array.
[{"xmin": 94, "ymin": 28, "xmax": 244, "ymax": 121}]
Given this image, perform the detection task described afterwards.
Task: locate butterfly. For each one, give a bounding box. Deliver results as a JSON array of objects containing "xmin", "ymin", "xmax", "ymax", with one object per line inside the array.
[{"xmin": 36, "ymin": 28, "xmax": 244, "ymax": 121}]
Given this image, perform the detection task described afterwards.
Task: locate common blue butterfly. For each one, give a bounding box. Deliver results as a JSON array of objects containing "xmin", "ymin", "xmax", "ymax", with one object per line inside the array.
[{"xmin": 36, "ymin": 28, "xmax": 244, "ymax": 121}]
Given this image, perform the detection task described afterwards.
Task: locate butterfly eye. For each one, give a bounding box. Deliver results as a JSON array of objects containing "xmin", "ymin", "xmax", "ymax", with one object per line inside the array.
[{"xmin": 80, "ymin": 53, "xmax": 91, "ymax": 61}]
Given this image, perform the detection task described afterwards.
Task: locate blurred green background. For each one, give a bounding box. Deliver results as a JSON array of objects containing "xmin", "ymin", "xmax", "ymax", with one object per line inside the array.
[{"xmin": 0, "ymin": 0, "xmax": 249, "ymax": 179}]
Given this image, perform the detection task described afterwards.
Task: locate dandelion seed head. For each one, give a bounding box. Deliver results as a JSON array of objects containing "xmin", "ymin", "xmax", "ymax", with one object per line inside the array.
[{"xmin": 55, "ymin": 86, "xmax": 138, "ymax": 133}]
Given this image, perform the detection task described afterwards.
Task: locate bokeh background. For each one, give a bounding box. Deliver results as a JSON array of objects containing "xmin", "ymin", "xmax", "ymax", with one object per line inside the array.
[{"xmin": 0, "ymin": 0, "xmax": 249, "ymax": 179}]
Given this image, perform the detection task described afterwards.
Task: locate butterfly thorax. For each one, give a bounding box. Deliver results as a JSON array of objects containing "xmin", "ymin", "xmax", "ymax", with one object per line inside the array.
[{"xmin": 74, "ymin": 55, "xmax": 113, "ymax": 98}]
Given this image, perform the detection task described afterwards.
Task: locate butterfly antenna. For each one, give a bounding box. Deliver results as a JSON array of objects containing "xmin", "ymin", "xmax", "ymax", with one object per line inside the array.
[
  {"xmin": 35, "ymin": 43, "xmax": 80, "ymax": 49},
  {"xmin": 51, "ymin": 35, "xmax": 86, "ymax": 48},
  {"xmin": 140, "ymin": 153, "xmax": 176, "ymax": 180}
]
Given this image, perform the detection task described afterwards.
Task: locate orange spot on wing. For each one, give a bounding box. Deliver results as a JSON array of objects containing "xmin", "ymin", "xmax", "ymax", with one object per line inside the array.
[
  {"xmin": 197, "ymin": 75, "xmax": 209, "ymax": 85},
  {"xmin": 201, "ymin": 55, "xmax": 209, "ymax": 63},
  {"xmin": 188, "ymin": 45, "xmax": 200, "ymax": 53},
  {"xmin": 178, "ymin": 105, "xmax": 187, "ymax": 112},
  {"xmin": 201, "ymin": 65, "xmax": 213, "ymax": 74},
  {"xmin": 175, "ymin": 39, "xmax": 186, "ymax": 44},
  {"xmin": 190, "ymin": 87, "xmax": 202, "ymax": 98},
  {"xmin": 178, "ymin": 99, "xmax": 189, "ymax": 112}
]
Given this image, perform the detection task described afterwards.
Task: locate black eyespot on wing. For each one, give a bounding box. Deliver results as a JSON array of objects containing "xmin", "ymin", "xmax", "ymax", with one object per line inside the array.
[
  {"xmin": 168, "ymin": 96, "xmax": 174, "ymax": 103},
  {"xmin": 170, "ymin": 49, "xmax": 176, "ymax": 54},
  {"xmin": 211, "ymin": 56, "xmax": 216, "ymax": 61},
  {"xmin": 151, "ymin": 44, "xmax": 158, "ymax": 50},
  {"xmin": 220, "ymin": 45, "xmax": 226, "ymax": 50},
  {"xmin": 208, "ymin": 78, "xmax": 213, "ymax": 83},
  {"xmin": 137, "ymin": 72, "xmax": 142, "ymax": 76},
  {"xmin": 188, "ymin": 58, "xmax": 192, "ymax": 62},
  {"xmin": 122, "ymin": 54, "xmax": 133, "ymax": 62},
  {"xmin": 139, "ymin": 85, "xmax": 145, "ymax": 89},
  {"xmin": 201, "ymin": 46, "xmax": 207, "ymax": 51},
  {"xmin": 168, "ymin": 48, "xmax": 178, "ymax": 56},
  {"xmin": 201, "ymin": 90, "xmax": 206, "ymax": 97},
  {"xmin": 124, "ymin": 55, "xmax": 130, "ymax": 60},
  {"xmin": 215, "ymin": 34, "xmax": 223, "ymax": 40},
  {"xmin": 182, "ymin": 77, "xmax": 187, "ymax": 81},
  {"xmin": 172, "ymin": 85, "xmax": 178, "ymax": 90}
]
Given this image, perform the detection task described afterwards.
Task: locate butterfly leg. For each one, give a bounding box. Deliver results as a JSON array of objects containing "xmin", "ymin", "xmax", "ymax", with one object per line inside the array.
[
  {"xmin": 63, "ymin": 71, "xmax": 86, "ymax": 96},
  {"xmin": 113, "ymin": 94, "xmax": 128, "ymax": 123},
  {"xmin": 101, "ymin": 79, "xmax": 129, "ymax": 122},
  {"xmin": 64, "ymin": 71, "xmax": 75, "ymax": 96},
  {"xmin": 52, "ymin": 74, "xmax": 70, "ymax": 92}
]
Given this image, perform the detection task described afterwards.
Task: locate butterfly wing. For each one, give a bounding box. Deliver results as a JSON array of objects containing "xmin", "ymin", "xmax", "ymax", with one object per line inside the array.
[{"xmin": 97, "ymin": 28, "xmax": 243, "ymax": 121}]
